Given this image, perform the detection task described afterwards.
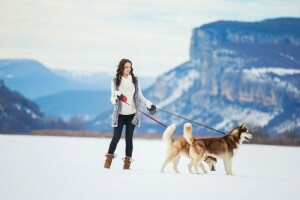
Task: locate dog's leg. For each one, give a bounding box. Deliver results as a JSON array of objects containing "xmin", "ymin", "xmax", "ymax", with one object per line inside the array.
[
  {"xmin": 161, "ymin": 156, "xmax": 173, "ymax": 173},
  {"xmin": 228, "ymin": 158, "xmax": 233, "ymax": 175},
  {"xmin": 172, "ymin": 155, "xmax": 181, "ymax": 173},
  {"xmin": 199, "ymin": 162, "xmax": 207, "ymax": 173},
  {"xmin": 194, "ymin": 149, "xmax": 205, "ymax": 174},
  {"xmin": 223, "ymin": 159, "xmax": 230, "ymax": 175},
  {"xmin": 161, "ymin": 150, "xmax": 177, "ymax": 173},
  {"xmin": 188, "ymin": 159, "xmax": 194, "ymax": 174},
  {"xmin": 194, "ymin": 156, "xmax": 202, "ymax": 174}
]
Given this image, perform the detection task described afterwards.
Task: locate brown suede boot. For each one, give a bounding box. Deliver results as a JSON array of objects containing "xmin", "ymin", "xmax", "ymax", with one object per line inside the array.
[
  {"xmin": 123, "ymin": 156, "xmax": 133, "ymax": 170},
  {"xmin": 104, "ymin": 154, "xmax": 116, "ymax": 169}
]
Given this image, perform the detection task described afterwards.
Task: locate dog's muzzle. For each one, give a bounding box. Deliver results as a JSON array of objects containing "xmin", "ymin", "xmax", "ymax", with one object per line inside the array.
[{"xmin": 245, "ymin": 133, "xmax": 253, "ymax": 142}]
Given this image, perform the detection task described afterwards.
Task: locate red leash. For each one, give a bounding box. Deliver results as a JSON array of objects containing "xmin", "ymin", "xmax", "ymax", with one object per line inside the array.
[
  {"xmin": 117, "ymin": 94, "xmax": 166, "ymax": 127},
  {"xmin": 123, "ymin": 101, "xmax": 167, "ymax": 128}
]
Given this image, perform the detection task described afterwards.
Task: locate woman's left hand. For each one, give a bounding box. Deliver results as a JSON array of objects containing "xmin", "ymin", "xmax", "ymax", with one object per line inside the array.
[{"xmin": 145, "ymin": 100, "xmax": 153, "ymax": 109}]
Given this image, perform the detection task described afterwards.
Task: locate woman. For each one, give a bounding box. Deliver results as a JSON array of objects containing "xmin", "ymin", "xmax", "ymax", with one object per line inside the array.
[{"xmin": 104, "ymin": 58, "xmax": 154, "ymax": 170}]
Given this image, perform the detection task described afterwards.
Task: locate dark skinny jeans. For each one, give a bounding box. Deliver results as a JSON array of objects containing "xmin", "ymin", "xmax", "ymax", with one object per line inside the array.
[{"xmin": 108, "ymin": 114, "xmax": 136, "ymax": 157}]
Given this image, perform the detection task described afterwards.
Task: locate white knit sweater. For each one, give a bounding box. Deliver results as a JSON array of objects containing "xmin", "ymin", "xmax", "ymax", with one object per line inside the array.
[{"xmin": 111, "ymin": 75, "xmax": 147, "ymax": 115}]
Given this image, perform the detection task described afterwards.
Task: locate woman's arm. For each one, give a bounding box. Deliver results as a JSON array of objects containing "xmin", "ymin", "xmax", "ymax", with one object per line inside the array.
[
  {"xmin": 138, "ymin": 81, "xmax": 152, "ymax": 108},
  {"xmin": 110, "ymin": 80, "xmax": 118, "ymax": 104}
]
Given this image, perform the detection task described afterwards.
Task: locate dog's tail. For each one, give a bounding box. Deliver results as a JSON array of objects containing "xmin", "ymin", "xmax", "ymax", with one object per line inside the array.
[
  {"xmin": 162, "ymin": 124, "xmax": 176, "ymax": 146},
  {"xmin": 183, "ymin": 123, "xmax": 194, "ymax": 145}
]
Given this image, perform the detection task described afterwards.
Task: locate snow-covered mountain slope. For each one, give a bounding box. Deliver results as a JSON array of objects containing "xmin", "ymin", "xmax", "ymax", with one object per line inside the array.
[{"xmin": 0, "ymin": 135, "xmax": 299, "ymax": 200}]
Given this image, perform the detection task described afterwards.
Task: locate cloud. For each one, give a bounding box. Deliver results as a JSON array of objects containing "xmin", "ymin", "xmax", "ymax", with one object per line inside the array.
[{"xmin": 0, "ymin": 0, "xmax": 300, "ymax": 76}]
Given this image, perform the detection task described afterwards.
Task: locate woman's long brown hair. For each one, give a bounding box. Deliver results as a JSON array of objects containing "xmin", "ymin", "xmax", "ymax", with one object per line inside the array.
[{"xmin": 115, "ymin": 58, "xmax": 137, "ymax": 86}]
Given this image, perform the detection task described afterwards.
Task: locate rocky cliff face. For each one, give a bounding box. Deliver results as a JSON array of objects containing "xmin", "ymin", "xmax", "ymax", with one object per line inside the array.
[{"xmin": 91, "ymin": 18, "xmax": 300, "ymax": 136}]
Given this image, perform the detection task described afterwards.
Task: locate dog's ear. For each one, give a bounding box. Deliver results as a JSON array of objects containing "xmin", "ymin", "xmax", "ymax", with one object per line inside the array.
[{"xmin": 240, "ymin": 123, "xmax": 245, "ymax": 129}]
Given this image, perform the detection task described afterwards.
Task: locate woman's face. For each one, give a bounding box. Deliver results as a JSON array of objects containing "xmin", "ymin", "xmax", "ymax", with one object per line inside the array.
[{"xmin": 123, "ymin": 62, "xmax": 132, "ymax": 76}]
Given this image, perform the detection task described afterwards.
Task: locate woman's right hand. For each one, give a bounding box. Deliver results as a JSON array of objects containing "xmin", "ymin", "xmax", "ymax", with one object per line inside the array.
[
  {"xmin": 114, "ymin": 91, "xmax": 121, "ymax": 97},
  {"xmin": 110, "ymin": 96, "xmax": 119, "ymax": 104}
]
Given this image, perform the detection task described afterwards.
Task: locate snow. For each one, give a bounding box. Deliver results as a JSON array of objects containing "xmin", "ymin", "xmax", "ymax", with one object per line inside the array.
[
  {"xmin": 14, "ymin": 104, "xmax": 39, "ymax": 119},
  {"xmin": 213, "ymin": 106, "xmax": 280, "ymax": 130},
  {"xmin": 279, "ymin": 53, "xmax": 299, "ymax": 62},
  {"xmin": 14, "ymin": 103, "xmax": 21, "ymax": 110},
  {"xmin": 24, "ymin": 108, "xmax": 39, "ymax": 119},
  {"xmin": 275, "ymin": 118, "xmax": 300, "ymax": 134},
  {"xmin": 6, "ymin": 74, "xmax": 14, "ymax": 79},
  {"xmin": 243, "ymin": 67, "xmax": 300, "ymax": 76},
  {"xmin": 157, "ymin": 70, "xmax": 199, "ymax": 108},
  {"xmin": 244, "ymin": 68, "xmax": 300, "ymax": 96},
  {"xmin": 0, "ymin": 135, "xmax": 299, "ymax": 200}
]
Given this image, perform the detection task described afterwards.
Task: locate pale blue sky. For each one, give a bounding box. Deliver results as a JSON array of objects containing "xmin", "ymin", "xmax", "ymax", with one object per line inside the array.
[{"xmin": 1, "ymin": 0, "xmax": 300, "ymax": 76}]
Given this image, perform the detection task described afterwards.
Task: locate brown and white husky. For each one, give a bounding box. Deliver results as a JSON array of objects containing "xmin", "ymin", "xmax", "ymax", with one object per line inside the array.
[
  {"xmin": 160, "ymin": 124, "xmax": 217, "ymax": 173},
  {"xmin": 183, "ymin": 123, "xmax": 252, "ymax": 175}
]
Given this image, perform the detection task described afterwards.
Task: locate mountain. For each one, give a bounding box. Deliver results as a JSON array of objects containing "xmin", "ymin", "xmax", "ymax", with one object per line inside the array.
[
  {"xmin": 89, "ymin": 18, "xmax": 300, "ymax": 136},
  {"xmin": 0, "ymin": 79, "xmax": 44, "ymax": 133},
  {"xmin": 0, "ymin": 59, "xmax": 88, "ymax": 99},
  {"xmin": 0, "ymin": 59, "xmax": 156, "ymax": 119},
  {"xmin": 51, "ymin": 69, "xmax": 113, "ymax": 90},
  {"xmin": 33, "ymin": 70, "xmax": 154, "ymax": 120},
  {"xmin": 34, "ymin": 90, "xmax": 111, "ymax": 120},
  {"xmin": 0, "ymin": 79, "xmax": 85, "ymax": 133},
  {"xmin": 52, "ymin": 69, "xmax": 156, "ymax": 90}
]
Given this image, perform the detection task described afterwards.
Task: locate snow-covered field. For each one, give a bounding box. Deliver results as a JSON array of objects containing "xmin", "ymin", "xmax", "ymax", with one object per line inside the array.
[{"xmin": 0, "ymin": 134, "xmax": 299, "ymax": 200}]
